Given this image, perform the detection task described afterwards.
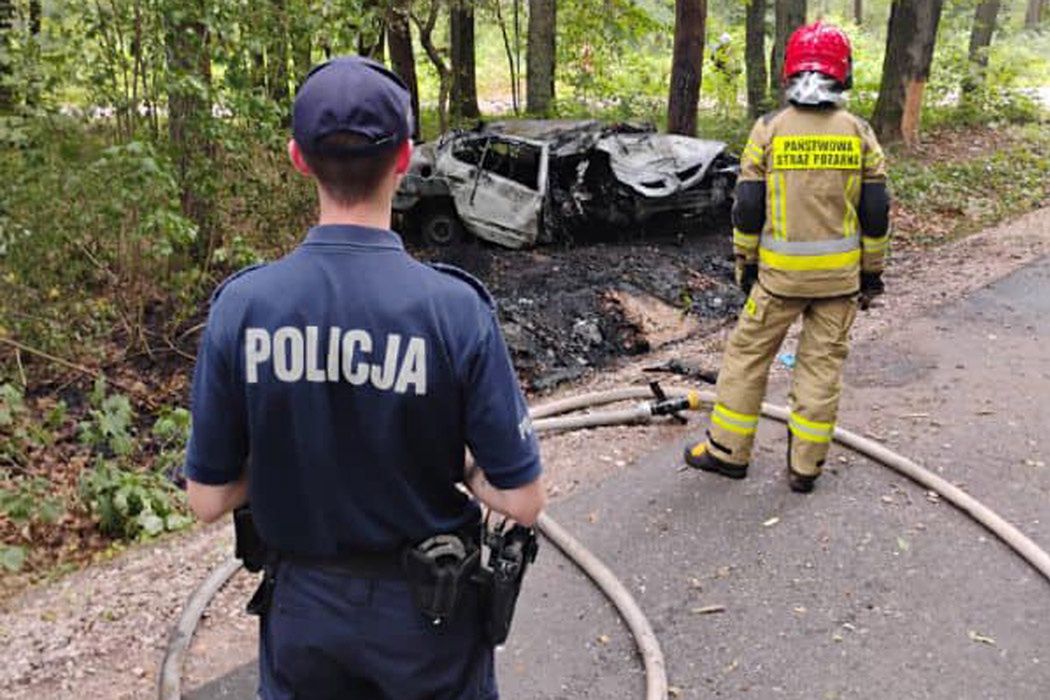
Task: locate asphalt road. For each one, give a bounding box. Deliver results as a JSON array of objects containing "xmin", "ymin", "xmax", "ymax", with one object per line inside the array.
[{"xmin": 187, "ymin": 257, "xmax": 1050, "ymax": 700}]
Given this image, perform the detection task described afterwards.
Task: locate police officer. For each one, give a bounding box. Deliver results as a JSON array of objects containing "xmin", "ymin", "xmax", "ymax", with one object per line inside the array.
[
  {"xmin": 683, "ymin": 22, "xmax": 890, "ymax": 493},
  {"xmin": 182, "ymin": 56, "xmax": 546, "ymax": 699}
]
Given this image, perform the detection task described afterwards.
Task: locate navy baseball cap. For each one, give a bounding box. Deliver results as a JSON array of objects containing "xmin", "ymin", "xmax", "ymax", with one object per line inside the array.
[{"xmin": 293, "ymin": 55, "xmax": 412, "ymax": 156}]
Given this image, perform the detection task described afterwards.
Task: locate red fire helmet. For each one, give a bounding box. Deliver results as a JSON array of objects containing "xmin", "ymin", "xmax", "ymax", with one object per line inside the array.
[{"xmin": 783, "ymin": 21, "xmax": 853, "ymax": 86}]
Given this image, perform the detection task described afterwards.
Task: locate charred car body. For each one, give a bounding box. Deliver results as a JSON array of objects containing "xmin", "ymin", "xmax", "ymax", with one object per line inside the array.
[{"xmin": 393, "ymin": 120, "xmax": 739, "ymax": 248}]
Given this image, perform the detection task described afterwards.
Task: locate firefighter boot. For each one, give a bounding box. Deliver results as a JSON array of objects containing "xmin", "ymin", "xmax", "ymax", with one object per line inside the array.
[
  {"xmin": 683, "ymin": 439, "xmax": 748, "ymax": 479},
  {"xmin": 786, "ymin": 434, "xmax": 818, "ymax": 493}
]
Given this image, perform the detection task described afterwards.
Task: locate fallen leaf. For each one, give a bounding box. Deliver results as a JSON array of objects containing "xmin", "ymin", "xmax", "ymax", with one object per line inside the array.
[
  {"xmin": 692, "ymin": 604, "xmax": 726, "ymax": 615},
  {"xmin": 597, "ymin": 634, "xmax": 611, "ymax": 645},
  {"xmin": 897, "ymin": 537, "xmax": 911, "ymax": 552},
  {"xmin": 968, "ymin": 630, "xmax": 996, "ymax": 646}
]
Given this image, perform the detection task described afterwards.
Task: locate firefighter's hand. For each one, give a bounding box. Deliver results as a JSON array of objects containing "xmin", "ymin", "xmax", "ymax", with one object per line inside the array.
[
  {"xmin": 859, "ymin": 271, "xmax": 884, "ymax": 310},
  {"xmin": 735, "ymin": 262, "xmax": 758, "ymax": 296}
]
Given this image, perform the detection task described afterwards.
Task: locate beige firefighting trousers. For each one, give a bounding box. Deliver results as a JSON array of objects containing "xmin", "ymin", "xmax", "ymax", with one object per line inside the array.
[{"xmin": 696, "ymin": 283, "xmax": 858, "ymax": 477}]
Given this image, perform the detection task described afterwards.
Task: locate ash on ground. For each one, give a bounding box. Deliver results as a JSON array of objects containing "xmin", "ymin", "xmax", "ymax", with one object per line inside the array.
[{"xmin": 414, "ymin": 222, "xmax": 742, "ymax": 390}]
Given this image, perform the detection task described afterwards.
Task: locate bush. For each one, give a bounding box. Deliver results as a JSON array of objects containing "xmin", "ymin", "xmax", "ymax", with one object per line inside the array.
[
  {"xmin": 78, "ymin": 458, "xmax": 191, "ymax": 540},
  {"xmin": 0, "ymin": 383, "xmax": 60, "ymax": 468},
  {"xmin": 151, "ymin": 406, "xmax": 192, "ymax": 476},
  {"xmin": 77, "ymin": 377, "xmax": 135, "ymax": 458},
  {"xmin": 1, "ymin": 117, "xmax": 198, "ymax": 363},
  {"xmin": 0, "ymin": 475, "xmax": 64, "ymax": 527},
  {"xmin": 0, "ymin": 475, "xmax": 65, "ymax": 573}
]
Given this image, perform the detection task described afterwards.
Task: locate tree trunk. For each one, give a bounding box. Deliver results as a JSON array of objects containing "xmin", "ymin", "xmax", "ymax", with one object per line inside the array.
[
  {"xmin": 0, "ymin": 0, "xmax": 13, "ymax": 113},
  {"xmin": 1024, "ymin": 0, "xmax": 1043, "ymax": 28},
  {"xmin": 770, "ymin": 0, "xmax": 806, "ymax": 102},
  {"xmin": 853, "ymin": 0, "xmax": 862, "ymax": 25},
  {"xmin": 495, "ymin": 0, "xmax": 519, "ymax": 112},
  {"xmin": 667, "ymin": 0, "xmax": 706, "ymax": 136},
  {"xmin": 964, "ymin": 0, "xmax": 1000, "ymax": 93},
  {"xmin": 29, "ymin": 0, "xmax": 41, "ymax": 35},
  {"xmin": 267, "ymin": 0, "xmax": 290, "ymax": 104},
  {"xmin": 450, "ymin": 0, "xmax": 480, "ymax": 121},
  {"xmin": 387, "ymin": 0, "xmax": 421, "ymax": 139},
  {"xmin": 526, "ymin": 0, "xmax": 555, "ymax": 115},
  {"xmin": 745, "ymin": 0, "xmax": 768, "ymax": 118},
  {"xmin": 871, "ymin": 0, "xmax": 945, "ymax": 146},
  {"xmin": 164, "ymin": 1, "xmax": 214, "ymax": 261},
  {"xmin": 412, "ymin": 1, "xmax": 451, "ymax": 132}
]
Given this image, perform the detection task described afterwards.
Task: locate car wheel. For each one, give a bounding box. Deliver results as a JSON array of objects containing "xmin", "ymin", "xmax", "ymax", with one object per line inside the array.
[{"xmin": 421, "ymin": 210, "xmax": 465, "ymax": 247}]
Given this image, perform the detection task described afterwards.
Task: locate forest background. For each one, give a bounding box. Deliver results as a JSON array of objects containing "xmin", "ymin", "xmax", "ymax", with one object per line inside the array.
[{"xmin": 0, "ymin": 0, "xmax": 1048, "ymax": 593}]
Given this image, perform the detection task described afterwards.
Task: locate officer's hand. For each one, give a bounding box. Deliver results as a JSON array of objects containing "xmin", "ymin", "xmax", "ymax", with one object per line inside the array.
[
  {"xmin": 735, "ymin": 262, "xmax": 758, "ymax": 296},
  {"xmin": 859, "ymin": 271, "xmax": 884, "ymax": 310}
]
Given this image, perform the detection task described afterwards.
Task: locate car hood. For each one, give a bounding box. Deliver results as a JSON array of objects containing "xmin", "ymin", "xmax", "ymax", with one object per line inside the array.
[{"xmin": 595, "ymin": 133, "xmax": 728, "ymax": 198}]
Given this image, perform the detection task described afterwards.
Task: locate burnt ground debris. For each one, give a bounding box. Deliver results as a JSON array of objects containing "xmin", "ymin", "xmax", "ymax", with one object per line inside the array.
[{"xmin": 412, "ymin": 217, "xmax": 742, "ymax": 391}]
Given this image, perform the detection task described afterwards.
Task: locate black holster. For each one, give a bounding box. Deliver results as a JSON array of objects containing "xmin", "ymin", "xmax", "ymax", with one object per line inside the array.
[
  {"xmin": 402, "ymin": 533, "xmax": 481, "ymax": 625},
  {"xmin": 234, "ymin": 505, "xmax": 276, "ymax": 617},
  {"xmin": 234, "ymin": 505, "xmax": 269, "ymax": 573},
  {"xmin": 479, "ymin": 524, "xmax": 538, "ymax": 645}
]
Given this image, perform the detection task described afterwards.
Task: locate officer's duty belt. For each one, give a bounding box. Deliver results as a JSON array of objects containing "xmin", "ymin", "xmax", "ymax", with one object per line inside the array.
[{"xmin": 279, "ymin": 550, "xmax": 405, "ymax": 579}]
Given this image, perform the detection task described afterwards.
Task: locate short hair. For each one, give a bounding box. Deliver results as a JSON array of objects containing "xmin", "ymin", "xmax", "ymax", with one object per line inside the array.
[{"xmin": 300, "ymin": 133, "xmax": 401, "ymax": 206}]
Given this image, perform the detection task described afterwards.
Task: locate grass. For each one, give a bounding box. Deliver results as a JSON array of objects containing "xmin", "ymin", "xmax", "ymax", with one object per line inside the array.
[{"xmin": 889, "ymin": 121, "xmax": 1050, "ymax": 246}]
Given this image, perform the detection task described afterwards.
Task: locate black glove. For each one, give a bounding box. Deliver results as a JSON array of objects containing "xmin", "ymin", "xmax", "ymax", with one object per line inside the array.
[
  {"xmin": 859, "ymin": 271, "xmax": 884, "ymax": 310},
  {"xmin": 735, "ymin": 262, "xmax": 758, "ymax": 296}
]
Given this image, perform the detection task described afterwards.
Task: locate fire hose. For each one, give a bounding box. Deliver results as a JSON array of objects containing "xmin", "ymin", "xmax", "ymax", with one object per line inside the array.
[{"xmin": 160, "ymin": 385, "xmax": 1050, "ymax": 700}]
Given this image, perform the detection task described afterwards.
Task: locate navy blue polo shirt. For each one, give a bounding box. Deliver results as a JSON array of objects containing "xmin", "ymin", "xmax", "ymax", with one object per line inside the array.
[{"xmin": 183, "ymin": 225, "xmax": 542, "ymax": 556}]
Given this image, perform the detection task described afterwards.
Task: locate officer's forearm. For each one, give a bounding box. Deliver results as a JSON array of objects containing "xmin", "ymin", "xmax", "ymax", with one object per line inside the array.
[
  {"xmin": 187, "ymin": 472, "xmax": 249, "ymax": 524},
  {"xmin": 464, "ymin": 462, "xmax": 545, "ymax": 526}
]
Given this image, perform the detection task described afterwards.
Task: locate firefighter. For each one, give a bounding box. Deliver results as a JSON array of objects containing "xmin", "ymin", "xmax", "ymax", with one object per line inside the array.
[{"xmin": 683, "ymin": 22, "xmax": 890, "ymax": 493}]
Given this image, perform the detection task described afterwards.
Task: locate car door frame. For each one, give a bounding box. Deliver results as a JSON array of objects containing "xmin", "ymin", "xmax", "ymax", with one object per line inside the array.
[{"xmin": 436, "ymin": 133, "xmax": 548, "ymax": 249}]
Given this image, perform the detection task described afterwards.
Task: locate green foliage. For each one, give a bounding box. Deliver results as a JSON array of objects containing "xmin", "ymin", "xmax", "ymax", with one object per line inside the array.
[
  {"xmin": 556, "ymin": 0, "xmax": 671, "ymax": 114},
  {"xmin": 0, "ymin": 545, "xmax": 27, "ymax": 573},
  {"xmin": 0, "ymin": 383, "xmax": 26, "ymax": 430},
  {"xmin": 78, "ymin": 457, "xmax": 191, "ymax": 540},
  {"xmin": 73, "ymin": 383, "xmax": 193, "ymax": 542},
  {"xmin": 151, "ymin": 406, "xmax": 191, "ymax": 475},
  {"xmin": 891, "ymin": 123, "xmax": 1050, "ymax": 242},
  {"xmin": 0, "ymin": 476, "xmax": 64, "ymax": 527},
  {"xmin": 1, "ymin": 118, "xmax": 197, "ymax": 360},
  {"xmin": 0, "ymin": 383, "xmax": 56, "ymax": 467},
  {"xmin": 78, "ymin": 378, "xmax": 135, "ymax": 457}
]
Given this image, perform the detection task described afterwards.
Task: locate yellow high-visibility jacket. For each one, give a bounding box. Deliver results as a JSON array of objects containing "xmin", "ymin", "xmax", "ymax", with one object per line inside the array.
[{"xmin": 734, "ymin": 105, "xmax": 889, "ymax": 298}]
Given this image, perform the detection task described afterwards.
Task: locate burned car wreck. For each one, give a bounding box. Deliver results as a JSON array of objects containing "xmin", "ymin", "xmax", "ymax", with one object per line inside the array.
[{"xmin": 393, "ymin": 120, "xmax": 739, "ymax": 248}]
